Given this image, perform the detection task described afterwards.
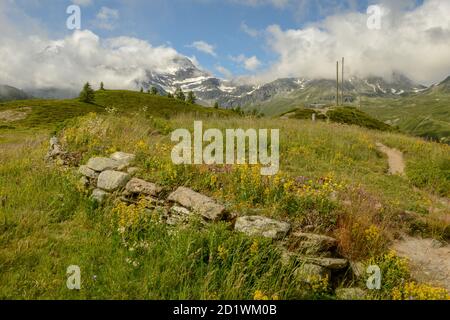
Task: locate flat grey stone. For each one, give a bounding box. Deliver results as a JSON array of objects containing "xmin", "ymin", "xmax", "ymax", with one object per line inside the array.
[
  {"xmin": 303, "ymin": 257, "xmax": 348, "ymax": 270},
  {"xmin": 291, "ymin": 232, "xmax": 337, "ymax": 252},
  {"xmin": 86, "ymin": 157, "xmax": 119, "ymax": 172},
  {"xmin": 110, "ymin": 152, "xmax": 135, "ymax": 167},
  {"xmin": 234, "ymin": 215, "xmax": 291, "ymax": 240},
  {"xmin": 97, "ymin": 170, "xmax": 131, "ymax": 192},
  {"xmin": 78, "ymin": 165, "xmax": 99, "ymax": 179},
  {"xmin": 125, "ymin": 178, "xmax": 162, "ymax": 196},
  {"xmin": 167, "ymin": 187, "xmax": 226, "ymax": 221}
]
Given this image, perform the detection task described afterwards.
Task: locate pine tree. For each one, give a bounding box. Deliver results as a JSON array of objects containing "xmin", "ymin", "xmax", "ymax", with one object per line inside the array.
[
  {"xmin": 167, "ymin": 93, "xmax": 174, "ymax": 99},
  {"xmin": 186, "ymin": 91, "xmax": 196, "ymax": 104},
  {"xmin": 151, "ymin": 87, "xmax": 158, "ymax": 95},
  {"xmin": 174, "ymin": 87, "xmax": 185, "ymax": 101},
  {"xmin": 100, "ymin": 82, "xmax": 105, "ymax": 90},
  {"xmin": 140, "ymin": 87, "xmax": 144, "ymax": 93},
  {"xmin": 79, "ymin": 82, "xmax": 95, "ymax": 103},
  {"xmin": 214, "ymin": 101, "xmax": 219, "ymax": 109}
]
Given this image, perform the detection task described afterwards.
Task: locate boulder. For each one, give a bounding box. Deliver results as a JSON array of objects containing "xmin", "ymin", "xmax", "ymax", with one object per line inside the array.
[
  {"xmin": 294, "ymin": 263, "xmax": 331, "ymax": 283},
  {"xmin": 110, "ymin": 152, "xmax": 135, "ymax": 167},
  {"xmin": 167, "ymin": 187, "xmax": 226, "ymax": 221},
  {"xmin": 291, "ymin": 232, "xmax": 337, "ymax": 252},
  {"xmin": 234, "ymin": 215, "xmax": 291, "ymax": 240},
  {"xmin": 350, "ymin": 261, "xmax": 365, "ymax": 279},
  {"xmin": 124, "ymin": 178, "xmax": 162, "ymax": 197},
  {"xmin": 303, "ymin": 257, "xmax": 348, "ymax": 270},
  {"xmin": 78, "ymin": 165, "xmax": 99, "ymax": 179},
  {"xmin": 97, "ymin": 170, "xmax": 131, "ymax": 192},
  {"xmin": 86, "ymin": 157, "xmax": 119, "ymax": 172},
  {"xmin": 91, "ymin": 188, "xmax": 110, "ymax": 203},
  {"xmin": 335, "ymin": 288, "xmax": 366, "ymax": 300}
]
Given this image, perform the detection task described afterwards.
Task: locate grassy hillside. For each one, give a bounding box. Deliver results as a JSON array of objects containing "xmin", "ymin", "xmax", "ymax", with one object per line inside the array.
[
  {"xmin": 0, "ymin": 91, "xmax": 448, "ymax": 299},
  {"xmin": 360, "ymin": 92, "xmax": 450, "ymax": 143},
  {"xmin": 284, "ymin": 107, "xmax": 393, "ymax": 132},
  {"xmin": 243, "ymin": 81, "xmax": 450, "ymax": 143},
  {"xmin": 0, "ymin": 90, "xmax": 229, "ymax": 130}
]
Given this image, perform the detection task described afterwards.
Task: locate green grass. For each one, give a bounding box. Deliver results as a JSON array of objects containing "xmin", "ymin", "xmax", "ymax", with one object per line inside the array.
[
  {"xmin": 0, "ymin": 90, "xmax": 449, "ymax": 299},
  {"xmin": 360, "ymin": 92, "xmax": 450, "ymax": 143},
  {"xmin": 0, "ymin": 90, "xmax": 230, "ymax": 131}
]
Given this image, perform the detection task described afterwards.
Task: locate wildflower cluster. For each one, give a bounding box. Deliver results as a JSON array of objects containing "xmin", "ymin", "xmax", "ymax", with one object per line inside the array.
[
  {"xmin": 113, "ymin": 198, "xmax": 150, "ymax": 240},
  {"xmin": 392, "ymin": 282, "xmax": 449, "ymax": 300},
  {"xmin": 253, "ymin": 290, "xmax": 279, "ymax": 300}
]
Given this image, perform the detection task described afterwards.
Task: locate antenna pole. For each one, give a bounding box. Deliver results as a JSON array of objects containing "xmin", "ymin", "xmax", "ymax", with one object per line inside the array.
[
  {"xmin": 336, "ymin": 61, "xmax": 339, "ymax": 106},
  {"xmin": 342, "ymin": 57, "xmax": 344, "ymax": 105}
]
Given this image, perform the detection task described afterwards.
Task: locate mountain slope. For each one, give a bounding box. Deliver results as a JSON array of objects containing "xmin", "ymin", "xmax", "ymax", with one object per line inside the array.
[{"xmin": 0, "ymin": 85, "xmax": 31, "ymax": 102}]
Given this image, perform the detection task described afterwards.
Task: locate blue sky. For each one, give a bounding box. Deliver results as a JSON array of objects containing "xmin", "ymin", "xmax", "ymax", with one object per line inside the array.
[
  {"xmin": 11, "ymin": 0, "xmax": 424, "ymax": 78},
  {"xmin": 3, "ymin": 0, "xmax": 448, "ymax": 89}
]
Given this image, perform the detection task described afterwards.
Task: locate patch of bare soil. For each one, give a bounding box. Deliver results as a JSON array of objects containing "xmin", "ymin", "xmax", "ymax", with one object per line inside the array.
[
  {"xmin": 0, "ymin": 107, "xmax": 31, "ymax": 122},
  {"xmin": 392, "ymin": 235, "xmax": 450, "ymax": 291},
  {"xmin": 376, "ymin": 142, "xmax": 405, "ymax": 175}
]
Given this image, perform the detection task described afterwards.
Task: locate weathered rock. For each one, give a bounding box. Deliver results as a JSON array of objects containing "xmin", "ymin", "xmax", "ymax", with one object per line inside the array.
[
  {"xmin": 303, "ymin": 257, "xmax": 348, "ymax": 270},
  {"xmin": 124, "ymin": 178, "xmax": 162, "ymax": 197},
  {"xmin": 97, "ymin": 170, "xmax": 131, "ymax": 192},
  {"xmin": 91, "ymin": 188, "xmax": 110, "ymax": 203},
  {"xmin": 110, "ymin": 152, "xmax": 136, "ymax": 167},
  {"xmin": 167, "ymin": 187, "xmax": 226, "ymax": 221},
  {"xmin": 79, "ymin": 176, "xmax": 89, "ymax": 188},
  {"xmin": 86, "ymin": 157, "xmax": 119, "ymax": 172},
  {"xmin": 164, "ymin": 206, "xmax": 194, "ymax": 226},
  {"xmin": 46, "ymin": 136, "xmax": 65, "ymax": 159},
  {"xmin": 335, "ymin": 288, "xmax": 366, "ymax": 300},
  {"xmin": 350, "ymin": 261, "xmax": 365, "ymax": 279},
  {"xmin": 78, "ymin": 165, "xmax": 99, "ymax": 179},
  {"xmin": 294, "ymin": 263, "xmax": 331, "ymax": 283},
  {"xmin": 291, "ymin": 232, "xmax": 337, "ymax": 252},
  {"xmin": 234, "ymin": 215, "xmax": 291, "ymax": 240}
]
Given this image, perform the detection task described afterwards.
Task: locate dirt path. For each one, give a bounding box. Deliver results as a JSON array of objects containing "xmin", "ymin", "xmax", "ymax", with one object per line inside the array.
[
  {"xmin": 376, "ymin": 142, "xmax": 405, "ymax": 175},
  {"xmin": 392, "ymin": 235, "xmax": 450, "ymax": 291}
]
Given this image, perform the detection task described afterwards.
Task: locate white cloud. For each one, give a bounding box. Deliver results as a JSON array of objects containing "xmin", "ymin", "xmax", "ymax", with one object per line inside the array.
[
  {"xmin": 0, "ymin": 28, "xmax": 190, "ymax": 91},
  {"xmin": 187, "ymin": 41, "xmax": 217, "ymax": 57},
  {"xmin": 240, "ymin": 22, "xmax": 260, "ymax": 37},
  {"xmin": 94, "ymin": 6, "xmax": 119, "ymax": 30},
  {"xmin": 215, "ymin": 65, "xmax": 233, "ymax": 78},
  {"xmin": 255, "ymin": 0, "xmax": 450, "ymax": 85},
  {"xmin": 72, "ymin": 0, "xmax": 93, "ymax": 7},
  {"xmin": 229, "ymin": 0, "xmax": 289, "ymax": 8},
  {"xmin": 231, "ymin": 54, "xmax": 261, "ymax": 71}
]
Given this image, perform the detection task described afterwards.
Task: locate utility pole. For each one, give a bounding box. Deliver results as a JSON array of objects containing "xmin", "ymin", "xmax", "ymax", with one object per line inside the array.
[
  {"xmin": 336, "ymin": 61, "xmax": 339, "ymax": 106},
  {"xmin": 341, "ymin": 57, "xmax": 344, "ymax": 105}
]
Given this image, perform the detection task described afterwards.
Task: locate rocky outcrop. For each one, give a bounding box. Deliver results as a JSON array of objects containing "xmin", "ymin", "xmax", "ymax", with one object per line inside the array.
[
  {"xmin": 50, "ymin": 139, "xmax": 363, "ymax": 298},
  {"xmin": 86, "ymin": 157, "xmax": 121, "ymax": 172},
  {"xmin": 97, "ymin": 170, "xmax": 131, "ymax": 192},
  {"xmin": 167, "ymin": 187, "xmax": 226, "ymax": 221},
  {"xmin": 45, "ymin": 136, "xmax": 80, "ymax": 166},
  {"xmin": 234, "ymin": 215, "xmax": 291, "ymax": 240},
  {"xmin": 124, "ymin": 178, "xmax": 162, "ymax": 197},
  {"xmin": 291, "ymin": 232, "xmax": 338, "ymax": 253}
]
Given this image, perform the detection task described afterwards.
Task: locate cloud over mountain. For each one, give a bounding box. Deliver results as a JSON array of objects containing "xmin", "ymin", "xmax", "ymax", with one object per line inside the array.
[{"xmin": 255, "ymin": 0, "xmax": 450, "ymax": 85}]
